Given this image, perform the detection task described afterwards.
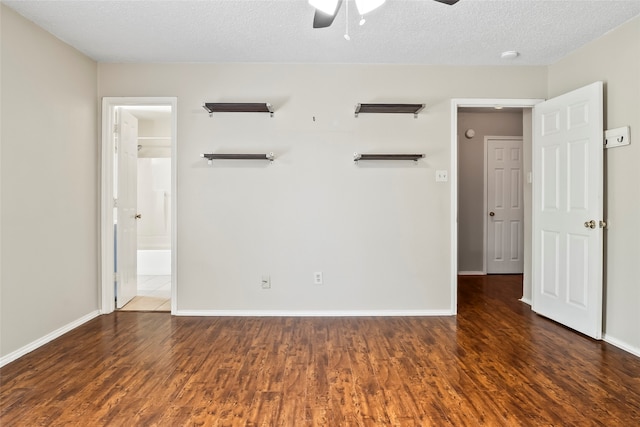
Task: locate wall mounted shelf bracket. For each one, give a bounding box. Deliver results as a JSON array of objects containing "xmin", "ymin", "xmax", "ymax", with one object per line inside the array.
[
  {"xmin": 354, "ymin": 103, "xmax": 425, "ymax": 119},
  {"xmin": 203, "ymin": 102, "xmax": 274, "ymax": 118},
  {"xmin": 353, "ymin": 153, "xmax": 424, "ymax": 162}
]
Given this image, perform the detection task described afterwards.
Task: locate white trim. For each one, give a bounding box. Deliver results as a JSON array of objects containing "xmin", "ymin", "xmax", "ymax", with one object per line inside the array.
[
  {"xmin": 451, "ymin": 98, "xmax": 544, "ymax": 315},
  {"xmin": 450, "ymin": 101, "xmax": 458, "ymax": 314},
  {"xmin": 458, "ymin": 271, "xmax": 486, "ymax": 276},
  {"xmin": 101, "ymin": 97, "xmax": 178, "ymax": 315},
  {"xmin": 483, "ymin": 136, "xmax": 488, "ymax": 274},
  {"xmin": 0, "ymin": 310, "xmax": 100, "ymax": 368},
  {"xmin": 519, "ymin": 297, "xmax": 532, "ymax": 306},
  {"xmin": 174, "ymin": 309, "xmax": 454, "ymax": 317},
  {"xmin": 100, "ymin": 99, "xmax": 115, "ymax": 314},
  {"xmin": 604, "ymin": 334, "xmax": 640, "ymax": 358},
  {"xmin": 453, "ymin": 99, "xmax": 545, "ymax": 109}
]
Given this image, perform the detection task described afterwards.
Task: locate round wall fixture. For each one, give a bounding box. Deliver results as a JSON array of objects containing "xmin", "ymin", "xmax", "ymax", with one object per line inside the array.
[{"xmin": 465, "ymin": 129, "xmax": 476, "ymax": 139}]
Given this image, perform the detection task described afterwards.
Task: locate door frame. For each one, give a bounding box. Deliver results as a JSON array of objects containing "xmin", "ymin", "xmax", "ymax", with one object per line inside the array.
[
  {"xmin": 100, "ymin": 97, "xmax": 178, "ymax": 314},
  {"xmin": 451, "ymin": 98, "xmax": 544, "ymax": 313},
  {"xmin": 484, "ymin": 135, "xmax": 524, "ymax": 274}
]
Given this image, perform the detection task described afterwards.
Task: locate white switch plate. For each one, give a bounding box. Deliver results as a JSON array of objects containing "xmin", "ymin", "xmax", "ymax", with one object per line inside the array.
[
  {"xmin": 605, "ymin": 126, "xmax": 630, "ymax": 149},
  {"xmin": 435, "ymin": 170, "xmax": 448, "ymax": 182}
]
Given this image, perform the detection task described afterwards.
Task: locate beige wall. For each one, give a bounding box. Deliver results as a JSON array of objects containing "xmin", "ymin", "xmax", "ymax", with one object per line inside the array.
[
  {"xmin": 98, "ymin": 63, "xmax": 547, "ymax": 314},
  {"xmin": 1, "ymin": 6, "xmax": 99, "ymax": 359},
  {"xmin": 457, "ymin": 111, "xmax": 523, "ymax": 272},
  {"xmin": 548, "ymin": 16, "xmax": 640, "ymax": 354}
]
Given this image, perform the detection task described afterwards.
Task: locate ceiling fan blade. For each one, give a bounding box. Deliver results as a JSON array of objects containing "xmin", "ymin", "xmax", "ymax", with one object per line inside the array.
[
  {"xmin": 432, "ymin": 0, "xmax": 460, "ymax": 5},
  {"xmin": 312, "ymin": 0, "xmax": 344, "ymax": 28}
]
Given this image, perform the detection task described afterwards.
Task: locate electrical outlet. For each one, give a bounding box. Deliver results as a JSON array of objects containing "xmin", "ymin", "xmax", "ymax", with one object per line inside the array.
[
  {"xmin": 436, "ymin": 170, "xmax": 448, "ymax": 182},
  {"xmin": 313, "ymin": 272, "xmax": 323, "ymax": 285},
  {"xmin": 261, "ymin": 275, "xmax": 271, "ymax": 289}
]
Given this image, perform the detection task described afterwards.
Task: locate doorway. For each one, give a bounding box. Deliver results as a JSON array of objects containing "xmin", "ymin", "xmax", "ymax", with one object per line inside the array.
[
  {"xmin": 101, "ymin": 97, "xmax": 177, "ymax": 314},
  {"xmin": 453, "ymin": 84, "xmax": 604, "ymax": 339},
  {"xmin": 120, "ymin": 105, "xmax": 172, "ymax": 311},
  {"xmin": 450, "ymin": 98, "xmax": 543, "ymax": 313},
  {"xmin": 457, "ymin": 110, "xmax": 525, "ymax": 275}
]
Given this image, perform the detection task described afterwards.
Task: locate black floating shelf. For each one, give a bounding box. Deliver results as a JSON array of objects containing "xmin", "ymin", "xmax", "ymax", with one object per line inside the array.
[
  {"xmin": 203, "ymin": 103, "xmax": 274, "ymax": 117},
  {"xmin": 355, "ymin": 103, "xmax": 425, "ymax": 118},
  {"xmin": 353, "ymin": 153, "xmax": 424, "ymax": 162},
  {"xmin": 201, "ymin": 153, "xmax": 275, "ymax": 163}
]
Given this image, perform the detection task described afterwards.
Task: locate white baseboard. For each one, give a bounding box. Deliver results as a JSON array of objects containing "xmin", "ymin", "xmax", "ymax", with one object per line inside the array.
[
  {"xmin": 458, "ymin": 271, "xmax": 486, "ymax": 276},
  {"xmin": 519, "ymin": 297, "xmax": 532, "ymax": 306},
  {"xmin": 174, "ymin": 309, "xmax": 454, "ymax": 317},
  {"xmin": 0, "ymin": 310, "xmax": 101, "ymax": 368},
  {"xmin": 603, "ymin": 334, "xmax": 640, "ymax": 358}
]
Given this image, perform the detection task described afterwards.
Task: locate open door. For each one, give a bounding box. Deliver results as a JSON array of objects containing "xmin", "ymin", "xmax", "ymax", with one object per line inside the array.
[
  {"xmin": 115, "ymin": 108, "xmax": 139, "ymax": 308},
  {"xmin": 532, "ymin": 82, "xmax": 604, "ymax": 339}
]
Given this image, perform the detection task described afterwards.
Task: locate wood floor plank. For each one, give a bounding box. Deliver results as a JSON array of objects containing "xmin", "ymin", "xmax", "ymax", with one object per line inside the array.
[{"xmin": 2, "ymin": 275, "xmax": 640, "ymax": 426}]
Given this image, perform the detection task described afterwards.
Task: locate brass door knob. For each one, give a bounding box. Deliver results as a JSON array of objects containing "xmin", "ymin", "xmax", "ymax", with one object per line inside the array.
[{"xmin": 584, "ymin": 220, "xmax": 596, "ymax": 229}]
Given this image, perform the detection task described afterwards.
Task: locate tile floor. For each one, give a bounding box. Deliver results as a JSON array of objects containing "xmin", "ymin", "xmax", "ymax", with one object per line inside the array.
[{"xmin": 120, "ymin": 275, "xmax": 171, "ymax": 312}]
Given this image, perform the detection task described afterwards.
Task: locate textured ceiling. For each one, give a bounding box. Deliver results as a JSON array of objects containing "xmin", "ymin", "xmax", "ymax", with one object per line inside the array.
[{"xmin": 4, "ymin": 0, "xmax": 640, "ymax": 65}]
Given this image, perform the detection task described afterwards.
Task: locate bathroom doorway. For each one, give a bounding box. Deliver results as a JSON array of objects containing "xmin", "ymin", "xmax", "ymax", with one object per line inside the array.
[
  {"xmin": 101, "ymin": 97, "xmax": 177, "ymax": 314},
  {"xmin": 119, "ymin": 105, "xmax": 172, "ymax": 311}
]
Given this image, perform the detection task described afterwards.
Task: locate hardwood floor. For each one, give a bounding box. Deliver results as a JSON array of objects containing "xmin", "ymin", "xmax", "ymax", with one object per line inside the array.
[{"xmin": 1, "ymin": 275, "xmax": 639, "ymax": 425}]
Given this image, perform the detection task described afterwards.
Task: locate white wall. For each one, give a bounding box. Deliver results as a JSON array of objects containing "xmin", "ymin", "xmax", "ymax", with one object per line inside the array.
[
  {"xmin": 137, "ymin": 116, "xmax": 171, "ymax": 158},
  {"xmin": 548, "ymin": 16, "xmax": 640, "ymax": 354},
  {"xmin": 98, "ymin": 63, "xmax": 547, "ymax": 314},
  {"xmin": 137, "ymin": 116, "xmax": 172, "ymax": 250},
  {"xmin": 1, "ymin": 6, "xmax": 98, "ymax": 359},
  {"xmin": 137, "ymin": 157, "xmax": 171, "ymax": 250},
  {"xmin": 457, "ymin": 111, "xmax": 523, "ymax": 273}
]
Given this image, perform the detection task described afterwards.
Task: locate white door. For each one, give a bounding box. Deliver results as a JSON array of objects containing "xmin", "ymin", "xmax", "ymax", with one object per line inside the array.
[
  {"xmin": 532, "ymin": 82, "xmax": 604, "ymax": 339},
  {"xmin": 486, "ymin": 137, "xmax": 524, "ymax": 274},
  {"xmin": 116, "ymin": 109, "xmax": 139, "ymax": 308}
]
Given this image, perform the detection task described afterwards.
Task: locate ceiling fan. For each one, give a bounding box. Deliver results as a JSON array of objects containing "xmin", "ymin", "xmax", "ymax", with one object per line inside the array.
[{"xmin": 310, "ymin": 0, "xmax": 460, "ymax": 29}]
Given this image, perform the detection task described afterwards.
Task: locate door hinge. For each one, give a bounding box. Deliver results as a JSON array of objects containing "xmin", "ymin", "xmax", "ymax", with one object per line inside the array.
[
  {"xmin": 113, "ymin": 198, "xmax": 118, "ymax": 208},
  {"xmin": 113, "ymin": 123, "xmax": 119, "ymax": 134},
  {"xmin": 113, "ymin": 272, "xmax": 118, "ymax": 282}
]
